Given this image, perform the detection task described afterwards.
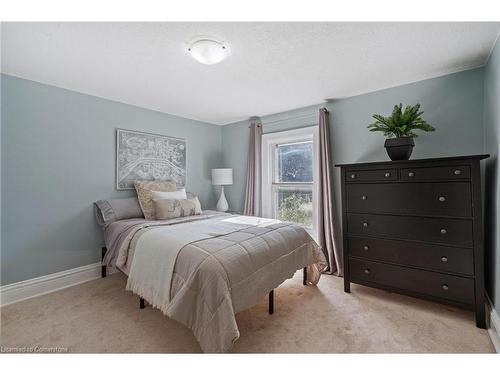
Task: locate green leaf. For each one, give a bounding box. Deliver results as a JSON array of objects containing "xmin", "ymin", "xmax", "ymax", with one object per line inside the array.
[{"xmin": 367, "ymin": 103, "xmax": 435, "ymax": 138}]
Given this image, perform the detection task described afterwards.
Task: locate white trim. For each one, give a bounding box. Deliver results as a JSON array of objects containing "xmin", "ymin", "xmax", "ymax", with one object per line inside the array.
[
  {"xmin": 486, "ymin": 295, "xmax": 500, "ymax": 353},
  {"xmin": 0, "ymin": 263, "xmax": 116, "ymax": 306},
  {"xmin": 262, "ymin": 126, "xmax": 319, "ymax": 237}
]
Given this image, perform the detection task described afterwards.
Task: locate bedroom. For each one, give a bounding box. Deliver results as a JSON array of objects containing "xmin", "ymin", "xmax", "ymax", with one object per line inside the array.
[{"xmin": 1, "ymin": 0, "xmax": 500, "ymax": 373}]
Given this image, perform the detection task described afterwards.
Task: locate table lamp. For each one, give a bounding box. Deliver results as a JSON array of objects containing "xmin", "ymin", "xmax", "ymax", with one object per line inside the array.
[{"xmin": 211, "ymin": 168, "xmax": 233, "ymax": 212}]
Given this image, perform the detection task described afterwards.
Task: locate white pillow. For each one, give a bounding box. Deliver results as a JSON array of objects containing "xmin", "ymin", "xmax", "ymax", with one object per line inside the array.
[{"xmin": 152, "ymin": 188, "xmax": 187, "ymax": 201}]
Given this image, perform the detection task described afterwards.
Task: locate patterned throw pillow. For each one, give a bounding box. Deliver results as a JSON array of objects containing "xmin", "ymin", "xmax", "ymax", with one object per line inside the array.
[
  {"xmin": 134, "ymin": 180, "xmax": 177, "ymax": 220},
  {"xmin": 153, "ymin": 197, "xmax": 202, "ymax": 220}
]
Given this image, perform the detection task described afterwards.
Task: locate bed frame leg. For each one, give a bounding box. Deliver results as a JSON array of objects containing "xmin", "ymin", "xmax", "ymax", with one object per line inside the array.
[
  {"xmin": 303, "ymin": 267, "xmax": 307, "ymax": 285},
  {"xmin": 101, "ymin": 247, "xmax": 107, "ymax": 278},
  {"xmin": 268, "ymin": 290, "xmax": 274, "ymax": 315},
  {"xmin": 139, "ymin": 297, "xmax": 145, "ymax": 309}
]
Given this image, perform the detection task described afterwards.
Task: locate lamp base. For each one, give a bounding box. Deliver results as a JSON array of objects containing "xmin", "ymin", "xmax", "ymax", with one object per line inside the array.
[{"xmin": 216, "ymin": 186, "xmax": 229, "ymax": 212}]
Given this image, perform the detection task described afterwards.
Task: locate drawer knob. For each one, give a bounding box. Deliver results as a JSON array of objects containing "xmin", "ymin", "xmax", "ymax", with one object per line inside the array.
[
  {"xmin": 350, "ymin": 173, "xmax": 357, "ymax": 179},
  {"xmin": 408, "ymin": 171, "xmax": 415, "ymax": 177},
  {"xmin": 384, "ymin": 172, "xmax": 391, "ymax": 177},
  {"xmin": 442, "ymin": 284, "xmax": 449, "ymax": 291},
  {"xmin": 362, "ymin": 222, "xmax": 369, "ymax": 228},
  {"xmin": 454, "ymin": 169, "xmax": 462, "ymax": 176},
  {"xmin": 361, "ymin": 195, "xmax": 367, "ymax": 200},
  {"xmin": 438, "ymin": 196, "xmax": 446, "ymax": 202},
  {"xmin": 440, "ymin": 228, "xmax": 447, "ymax": 235},
  {"xmin": 363, "ymin": 245, "xmax": 369, "ymax": 251},
  {"xmin": 441, "ymin": 256, "xmax": 448, "ymax": 263},
  {"xmin": 364, "ymin": 268, "xmax": 370, "ymax": 274}
]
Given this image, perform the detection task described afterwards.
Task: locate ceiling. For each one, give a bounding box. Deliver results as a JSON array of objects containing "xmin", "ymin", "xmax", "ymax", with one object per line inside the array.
[{"xmin": 2, "ymin": 22, "xmax": 499, "ymax": 125}]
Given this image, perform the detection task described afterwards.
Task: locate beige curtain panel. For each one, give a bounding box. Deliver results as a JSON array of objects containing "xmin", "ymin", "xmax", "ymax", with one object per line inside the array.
[
  {"xmin": 243, "ymin": 120, "xmax": 263, "ymax": 216},
  {"xmin": 318, "ymin": 108, "xmax": 343, "ymax": 275}
]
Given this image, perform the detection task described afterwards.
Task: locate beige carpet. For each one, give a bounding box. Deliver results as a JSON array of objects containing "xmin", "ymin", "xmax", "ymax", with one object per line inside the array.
[{"xmin": 0, "ymin": 271, "xmax": 494, "ymax": 353}]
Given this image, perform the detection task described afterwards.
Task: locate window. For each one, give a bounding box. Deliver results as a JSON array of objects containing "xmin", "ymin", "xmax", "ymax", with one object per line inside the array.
[{"xmin": 262, "ymin": 127, "xmax": 319, "ymax": 236}]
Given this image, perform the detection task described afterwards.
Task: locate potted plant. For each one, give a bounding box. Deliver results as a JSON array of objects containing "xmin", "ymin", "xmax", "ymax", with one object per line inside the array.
[{"xmin": 367, "ymin": 103, "xmax": 435, "ymax": 161}]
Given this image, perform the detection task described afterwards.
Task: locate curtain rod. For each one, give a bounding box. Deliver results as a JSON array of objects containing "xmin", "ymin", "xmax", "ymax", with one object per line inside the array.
[
  {"xmin": 250, "ymin": 113, "xmax": 318, "ymax": 128},
  {"xmin": 247, "ymin": 107, "xmax": 328, "ymax": 128}
]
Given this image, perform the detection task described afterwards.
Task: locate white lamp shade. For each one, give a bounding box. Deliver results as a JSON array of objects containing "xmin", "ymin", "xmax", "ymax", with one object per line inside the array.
[{"xmin": 212, "ymin": 168, "xmax": 233, "ymax": 185}]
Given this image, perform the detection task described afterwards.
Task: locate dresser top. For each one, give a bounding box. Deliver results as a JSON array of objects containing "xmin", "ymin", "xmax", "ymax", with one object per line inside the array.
[{"xmin": 335, "ymin": 154, "xmax": 489, "ymax": 168}]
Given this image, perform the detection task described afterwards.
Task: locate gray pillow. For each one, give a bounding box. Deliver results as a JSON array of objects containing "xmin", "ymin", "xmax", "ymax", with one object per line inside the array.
[{"xmin": 94, "ymin": 197, "xmax": 144, "ymax": 228}]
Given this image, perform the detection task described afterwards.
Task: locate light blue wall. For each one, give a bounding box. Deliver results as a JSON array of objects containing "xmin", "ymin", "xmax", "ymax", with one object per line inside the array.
[
  {"xmin": 0, "ymin": 73, "xmax": 3, "ymax": 285},
  {"xmin": 220, "ymin": 118, "xmax": 251, "ymax": 214},
  {"xmin": 222, "ymin": 68, "xmax": 485, "ymax": 215},
  {"xmin": 483, "ymin": 36, "xmax": 500, "ymax": 312},
  {"xmin": 0, "ymin": 67, "xmax": 489, "ymax": 287},
  {"xmin": 1, "ymin": 74, "xmax": 223, "ymax": 285}
]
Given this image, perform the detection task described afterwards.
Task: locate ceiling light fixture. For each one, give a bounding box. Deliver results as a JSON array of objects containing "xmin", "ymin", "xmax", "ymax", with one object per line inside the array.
[{"xmin": 187, "ymin": 37, "xmax": 230, "ymax": 65}]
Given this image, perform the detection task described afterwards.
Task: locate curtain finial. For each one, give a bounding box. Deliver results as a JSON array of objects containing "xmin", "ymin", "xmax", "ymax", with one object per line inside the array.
[{"xmin": 249, "ymin": 116, "xmax": 262, "ymax": 128}]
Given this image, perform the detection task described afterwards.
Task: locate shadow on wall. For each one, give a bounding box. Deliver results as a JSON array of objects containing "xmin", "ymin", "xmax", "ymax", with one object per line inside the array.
[
  {"xmin": 355, "ymin": 147, "xmax": 389, "ymax": 163},
  {"xmin": 202, "ymin": 149, "xmax": 224, "ymax": 207},
  {"xmin": 485, "ymin": 156, "xmax": 498, "ymax": 305}
]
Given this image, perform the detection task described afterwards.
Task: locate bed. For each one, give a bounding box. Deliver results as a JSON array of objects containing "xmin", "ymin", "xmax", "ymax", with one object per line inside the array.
[{"xmin": 96, "ymin": 204, "xmax": 326, "ymax": 353}]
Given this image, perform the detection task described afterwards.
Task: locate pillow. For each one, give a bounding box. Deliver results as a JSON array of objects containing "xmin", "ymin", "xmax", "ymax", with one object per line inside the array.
[
  {"xmin": 153, "ymin": 196, "xmax": 202, "ymax": 220},
  {"xmin": 188, "ymin": 195, "xmax": 202, "ymax": 213},
  {"xmin": 134, "ymin": 180, "xmax": 177, "ymax": 220},
  {"xmin": 151, "ymin": 188, "xmax": 187, "ymax": 201},
  {"xmin": 94, "ymin": 197, "xmax": 144, "ymax": 228}
]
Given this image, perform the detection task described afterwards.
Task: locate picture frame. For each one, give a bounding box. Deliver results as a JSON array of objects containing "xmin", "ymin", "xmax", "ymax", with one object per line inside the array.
[{"xmin": 116, "ymin": 128, "xmax": 187, "ymax": 190}]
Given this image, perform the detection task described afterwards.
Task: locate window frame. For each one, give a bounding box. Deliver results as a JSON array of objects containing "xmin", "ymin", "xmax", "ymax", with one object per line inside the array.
[{"xmin": 261, "ymin": 126, "xmax": 319, "ymax": 237}]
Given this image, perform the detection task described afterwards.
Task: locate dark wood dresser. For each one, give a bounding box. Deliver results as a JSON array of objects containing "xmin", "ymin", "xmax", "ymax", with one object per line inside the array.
[{"xmin": 336, "ymin": 155, "xmax": 489, "ymax": 328}]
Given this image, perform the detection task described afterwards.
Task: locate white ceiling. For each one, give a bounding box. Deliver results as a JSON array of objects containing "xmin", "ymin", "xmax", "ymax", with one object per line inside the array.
[{"xmin": 2, "ymin": 22, "xmax": 499, "ymax": 125}]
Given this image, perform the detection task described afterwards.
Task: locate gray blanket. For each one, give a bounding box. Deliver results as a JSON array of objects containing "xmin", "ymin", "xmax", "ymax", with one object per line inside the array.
[
  {"xmin": 105, "ymin": 212, "xmax": 326, "ymax": 352},
  {"xmin": 103, "ymin": 212, "xmax": 222, "ymax": 267}
]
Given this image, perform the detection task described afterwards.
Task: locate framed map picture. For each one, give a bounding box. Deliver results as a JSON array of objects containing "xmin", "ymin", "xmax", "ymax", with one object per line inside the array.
[{"xmin": 116, "ymin": 129, "xmax": 187, "ymax": 190}]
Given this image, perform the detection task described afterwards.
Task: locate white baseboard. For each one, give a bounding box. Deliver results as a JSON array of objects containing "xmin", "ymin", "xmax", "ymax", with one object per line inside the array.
[
  {"xmin": 486, "ymin": 295, "xmax": 500, "ymax": 353},
  {"xmin": 0, "ymin": 263, "xmax": 116, "ymax": 307}
]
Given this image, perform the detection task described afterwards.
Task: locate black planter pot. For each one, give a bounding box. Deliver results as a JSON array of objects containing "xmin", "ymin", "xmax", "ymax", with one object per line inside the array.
[{"xmin": 384, "ymin": 137, "xmax": 415, "ymax": 161}]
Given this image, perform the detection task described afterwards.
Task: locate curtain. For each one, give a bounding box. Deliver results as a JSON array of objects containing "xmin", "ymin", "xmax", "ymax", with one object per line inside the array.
[
  {"xmin": 318, "ymin": 108, "xmax": 343, "ymax": 276},
  {"xmin": 243, "ymin": 119, "xmax": 263, "ymax": 216}
]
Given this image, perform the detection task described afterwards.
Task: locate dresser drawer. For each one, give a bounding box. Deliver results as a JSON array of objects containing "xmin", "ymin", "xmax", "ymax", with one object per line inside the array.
[
  {"xmin": 401, "ymin": 165, "xmax": 470, "ymax": 181},
  {"xmin": 346, "ymin": 182, "xmax": 472, "ymax": 217},
  {"xmin": 347, "ymin": 213, "xmax": 473, "ymax": 247},
  {"xmin": 348, "ymin": 236, "xmax": 474, "ymax": 275},
  {"xmin": 346, "ymin": 168, "xmax": 397, "ymax": 182},
  {"xmin": 349, "ymin": 258, "xmax": 475, "ymax": 304}
]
